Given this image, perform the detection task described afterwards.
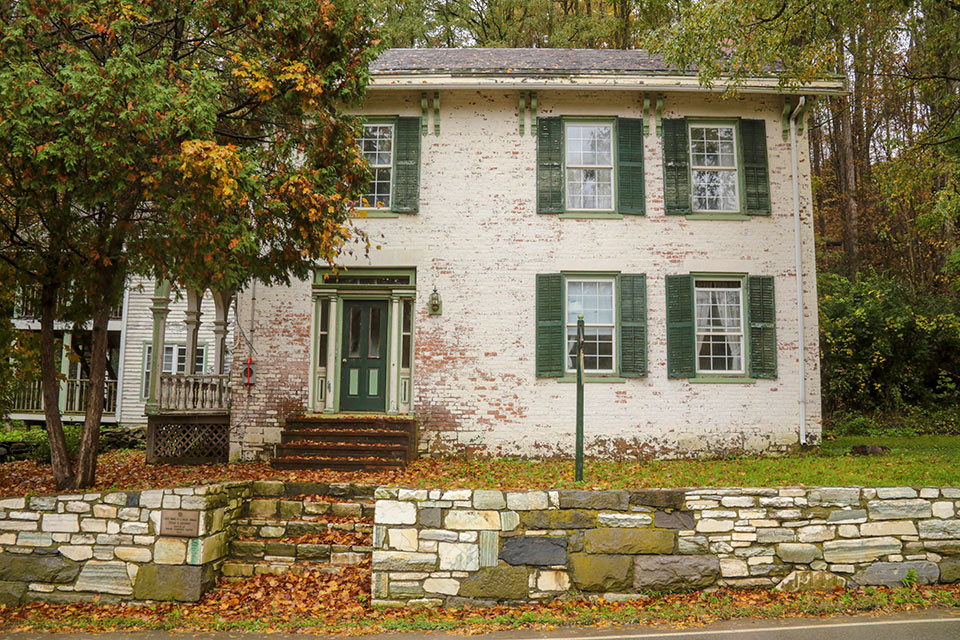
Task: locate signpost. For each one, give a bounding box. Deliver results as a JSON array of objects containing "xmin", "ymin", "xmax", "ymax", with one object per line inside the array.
[{"xmin": 576, "ymin": 314, "xmax": 585, "ymax": 482}]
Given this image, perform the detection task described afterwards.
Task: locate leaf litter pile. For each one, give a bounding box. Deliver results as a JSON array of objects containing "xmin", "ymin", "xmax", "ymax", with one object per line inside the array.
[{"xmin": 3, "ymin": 568, "xmax": 960, "ymax": 634}]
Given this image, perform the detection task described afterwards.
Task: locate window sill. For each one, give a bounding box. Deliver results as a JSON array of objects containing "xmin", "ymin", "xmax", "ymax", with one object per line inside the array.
[
  {"xmin": 685, "ymin": 213, "xmax": 751, "ymax": 221},
  {"xmin": 689, "ymin": 376, "xmax": 757, "ymax": 384},
  {"xmin": 559, "ymin": 212, "xmax": 622, "ymax": 220},
  {"xmin": 557, "ymin": 375, "xmax": 627, "ymax": 383},
  {"xmin": 353, "ymin": 210, "xmax": 401, "ymax": 219}
]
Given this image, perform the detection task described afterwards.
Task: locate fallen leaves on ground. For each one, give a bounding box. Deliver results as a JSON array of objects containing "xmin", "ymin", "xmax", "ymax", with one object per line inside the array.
[
  {"xmin": 3, "ymin": 569, "xmax": 960, "ymax": 635},
  {"xmin": 241, "ymin": 530, "xmax": 371, "ymax": 546},
  {"xmin": 4, "ymin": 435, "xmax": 960, "ymax": 498}
]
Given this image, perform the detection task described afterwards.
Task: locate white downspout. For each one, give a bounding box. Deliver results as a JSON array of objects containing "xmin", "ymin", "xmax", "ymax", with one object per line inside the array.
[{"xmin": 789, "ymin": 97, "xmax": 807, "ymax": 445}]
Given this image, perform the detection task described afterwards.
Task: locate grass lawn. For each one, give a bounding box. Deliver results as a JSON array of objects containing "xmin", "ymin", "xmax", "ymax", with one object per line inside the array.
[{"xmin": 1, "ymin": 435, "xmax": 959, "ymax": 497}]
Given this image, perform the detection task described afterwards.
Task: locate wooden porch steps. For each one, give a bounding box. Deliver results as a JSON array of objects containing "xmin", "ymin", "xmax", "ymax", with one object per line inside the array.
[{"xmin": 270, "ymin": 415, "xmax": 416, "ymax": 471}]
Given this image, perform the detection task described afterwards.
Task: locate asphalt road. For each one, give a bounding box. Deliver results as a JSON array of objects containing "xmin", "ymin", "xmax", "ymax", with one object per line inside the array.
[{"xmin": 2, "ymin": 610, "xmax": 960, "ymax": 639}]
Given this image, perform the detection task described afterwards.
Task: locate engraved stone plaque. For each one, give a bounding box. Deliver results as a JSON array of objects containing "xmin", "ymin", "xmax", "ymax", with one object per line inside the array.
[{"xmin": 160, "ymin": 509, "xmax": 201, "ymax": 537}]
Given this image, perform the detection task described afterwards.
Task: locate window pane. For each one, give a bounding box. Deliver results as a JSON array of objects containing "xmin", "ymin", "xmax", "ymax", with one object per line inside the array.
[
  {"xmin": 566, "ymin": 168, "xmax": 613, "ymax": 210},
  {"xmin": 401, "ymin": 299, "xmax": 412, "ymax": 369},
  {"xmin": 162, "ymin": 345, "xmax": 174, "ymax": 374},
  {"xmin": 348, "ymin": 306, "xmax": 361, "ymax": 357},
  {"xmin": 691, "ymin": 126, "xmax": 736, "ymax": 168},
  {"xmin": 692, "ymin": 169, "xmax": 738, "ymax": 211},
  {"xmin": 697, "ymin": 335, "xmax": 743, "ymax": 372},
  {"xmin": 194, "ymin": 346, "xmax": 205, "ymax": 375},
  {"xmin": 567, "ymin": 327, "xmax": 614, "ymax": 372},
  {"xmin": 566, "ymin": 124, "xmax": 612, "ymax": 166},
  {"xmin": 695, "ymin": 287, "xmax": 742, "ymax": 333},
  {"xmin": 567, "ymin": 280, "xmax": 614, "ymax": 325},
  {"xmin": 368, "ymin": 306, "xmax": 381, "ymax": 358},
  {"xmin": 360, "ymin": 124, "xmax": 393, "ymax": 208}
]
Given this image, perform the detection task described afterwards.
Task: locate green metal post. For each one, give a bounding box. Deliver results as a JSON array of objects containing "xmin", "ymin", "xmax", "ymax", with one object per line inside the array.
[{"xmin": 576, "ymin": 314, "xmax": 584, "ymax": 482}]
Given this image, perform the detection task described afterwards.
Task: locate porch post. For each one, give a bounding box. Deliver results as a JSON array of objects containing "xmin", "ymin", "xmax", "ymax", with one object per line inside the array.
[
  {"xmin": 58, "ymin": 331, "xmax": 72, "ymax": 413},
  {"xmin": 184, "ymin": 288, "xmax": 204, "ymax": 375},
  {"xmin": 388, "ymin": 295, "xmax": 401, "ymax": 414},
  {"xmin": 324, "ymin": 295, "xmax": 338, "ymax": 412},
  {"xmin": 146, "ymin": 279, "xmax": 172, "ymax": 414},
  {"xmin": 211, "ymin": 288, "xmax": 235, "ymax": 376}
]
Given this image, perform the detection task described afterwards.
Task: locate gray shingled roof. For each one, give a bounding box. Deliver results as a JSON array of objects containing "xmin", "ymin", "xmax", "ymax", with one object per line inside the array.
[{"xmin": 371, "ymin": 48, "xmax": 691, "ymax": 75}]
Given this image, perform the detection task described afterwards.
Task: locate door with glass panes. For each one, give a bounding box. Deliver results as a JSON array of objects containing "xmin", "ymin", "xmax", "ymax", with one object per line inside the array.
[{"xmin": 340, "ymin": 300, "xmax": 388, "ymax": 411}]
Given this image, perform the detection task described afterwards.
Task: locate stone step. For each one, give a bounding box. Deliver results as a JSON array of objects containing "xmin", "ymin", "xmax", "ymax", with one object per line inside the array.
[
  {"xmin": 275, "ymin": 443, "xmax": 410, "ymax": 461},
  {"xmin": 246, "ymin": 497, "xmax": 375, "ymax": 520},
  {"xmin": 270, "ymin": 457, "xmax": 406, "ymax": 471},
  {"xmin": 233, "ymin": 517, "xmax": 372, "ymax": 540},
  {"xmin": 221, "ymin": 555, "xmax": 369, "ymax": 581},
  {"xmin": 229, "ymin": 539, "xmax": 372, "ymax": 565},
  {"xmin": 280, "ymin": 428, "xmax": 410, "ymax": 445},
  {"xmin": 284, "ymin": 415, "xmax": 416, "ymax": 433}
]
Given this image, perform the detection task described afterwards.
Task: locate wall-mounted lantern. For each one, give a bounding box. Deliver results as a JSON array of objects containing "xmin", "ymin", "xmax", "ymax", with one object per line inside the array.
[{"xmin": 429, "ymin": 288, "xmax": 442, "ymax": 316}]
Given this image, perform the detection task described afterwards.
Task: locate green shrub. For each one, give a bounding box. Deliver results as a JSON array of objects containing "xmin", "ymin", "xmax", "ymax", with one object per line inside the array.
[
  {"xmin": 827, "ymin": 406, "xmax": 960, "ymax": 437},
  {"xmin": 0, "ymin": 424, "xmax": 83, "ymax": 462},
  {"xmin": 819, "ymin": 270, "xmax": 960, "ymax": 413}
]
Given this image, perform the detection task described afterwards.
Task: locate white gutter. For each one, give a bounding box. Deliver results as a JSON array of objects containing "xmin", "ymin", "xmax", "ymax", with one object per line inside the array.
[
  {"xmin": 789, "ymin": 97, "xmax": 808, "ymax": 445},
  {"xmin": 368, "ymin": 73, "xmax": 847, "ymax": 96}
]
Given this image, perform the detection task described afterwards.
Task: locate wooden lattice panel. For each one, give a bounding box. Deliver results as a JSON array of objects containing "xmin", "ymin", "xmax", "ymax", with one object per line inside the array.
[{"xmin": 147, "ymin": 415, "xmax": 229, "ymax": 464}]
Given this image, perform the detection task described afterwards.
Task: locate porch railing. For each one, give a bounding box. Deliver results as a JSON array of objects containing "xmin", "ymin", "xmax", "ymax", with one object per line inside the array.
[
  {"xmin": 12, "ymin": 379, "xmax": 117, "ymax": 415},
  {"xmin": 158, "ymin": 374, "xmax": 231, "ymax": 413}
]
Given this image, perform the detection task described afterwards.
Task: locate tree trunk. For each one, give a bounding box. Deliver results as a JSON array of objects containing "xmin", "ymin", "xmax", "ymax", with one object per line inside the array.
[
  {"xmin": 73, "ymin": 271, "xmax": 115, "ymax": 489},
  {"xmin": 837, "ymin": 46, "xmax": 860, "ymax": 278},
  {"xmin": 38, "ymin": 280, "xmax": 73, "ymax": 490}
]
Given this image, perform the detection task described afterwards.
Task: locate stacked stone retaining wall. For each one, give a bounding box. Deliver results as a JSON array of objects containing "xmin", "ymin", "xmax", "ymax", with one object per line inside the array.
[
  {"xmin": 0, "ymin": 480, "xmax": 375, "ymax": 606},
  {"xmin": 371, "ymin": 486, "xmax": 960, "ymax": 607}
]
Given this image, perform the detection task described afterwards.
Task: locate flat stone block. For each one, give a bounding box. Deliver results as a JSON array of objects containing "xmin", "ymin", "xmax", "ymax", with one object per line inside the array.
[
  {"xmin": 478, "ymin": 530, "xmax": 499, "ymax": 567},
  {"xmin": 74, "ymin": 560, "xmax": 133, "ymax": 595},
  {"xmin": 861, "ymin": 521, "xmax": 918, "ymax": 537},
  {"xmin": 852, "ymin": 561, "xmax": 939, "ymax": 587},
  {"xmin": 584, "ymin": 528, "xmax": 674, "ymax": 554},
  {"xmin": 919, "ymin": 520, "xmax": 960, "ymax": 539},
  {"xmin": 41, "ymin": 514, "xmax": 79, "ymax": 533},
  {"xmin": 500, "ymin": 536, "xmax": 567, "ymax": 566},
  {"xmin": 154, "ymin": 538, "xmax": 187, "ymax": 565},
  {"xmin": 445, "ymin": 510, "xmax": 500, "ymax": 530},
  {"xmin": 696, "ymin": 519, "xmax": 734, "ymax": 533},
  {"xmin": 598, "ymin": 513, "xmax": 653, "ymax": 527},
  {"xmin": 423, "ymin": 577, "xmax": 460, "ymax": 595},
  {"xmin": 375, "ymin": 501, "xmax": 417, "ymax": 525},
  {"xmin": 115, "ymin": 547, "xmax": 151, "ymax": 563},
  {"xmin": 458, "ymin": 564, "xmax": 528, "ymax": 599},
  {"xmin": 633, "ymin": 554, "xmax": 720, "ymax": 592},
  {"xmin": 569, "ymin": 553, "xmax": 633, "ymax": 592},
  {"xmin": 252, "ymin": 481, "xmax": 285, "ymax": 496},
  {"xmin": 0, "ymin": 580, "xmax": 27, "ymax": 607},
  {"xmin": 278, "ymin": 501, "xmax": 303, "ymax": 519},
  {"xmin": 757, "ymin": 528, "xmax": 796, "ymax": 543},
  {"xmin": 827, "ymin": 509, "xmax": 867, "ymax": 523},
  {"xmin": 418, "ymin": 507, "xmax": 441, "ymax": 528},
  {"xmin": 628, "ymin": 489, "xmax": 684, "ymax": 510},
  {"xmin": 775, "ymin": 570, "xmax": 847, "ymax": 592},
  {"xmin": 388, "ymin": 528, "xmax": 418, "ymax": 552},
  {"xmin": 372, "ymin": 551, "xmax": 437, "ymax": 572},
  {"xmin": 940, "ymin": 557, "xmax": 960, "ymax": 583},
  {"xmin": 776, "ymin": 543, "xmax": 822, "ymax": 564},
  {"xmin": 654, "ymin": 511, "xmax": 695, "ymax": 530},
  {"xmin": 438, "ymin": 542, "xmax": 480, "ymax": 571},
  {"xmin": 559, "ymin": 490, "xmax": 628, "ymax": 511},
  {"xmin": 506, "ymin": 492, "xmax": 549, "ymax": 511},
  {"xmin": 0, "ymin": 554, "xmax": 80, "ymax": 583},
  {"xmin": 823, "ymin": 537, "xmax": 901, "ymax": 563},
  {"xmin": 473, "ymin": 490, "xmax": 505, "ymax": 510},
  {"xmin": 520, "ymin": 509, "xmax": 597, "ymax": 530},
  {"xmin": 867, "ymin": 499, "xmax": 932, "ymax": 520},
  {"xmin": 876, "ymin": 487, "xmax": 918, "ymax": 499},
  {"xmin": 808, "ymin": 488, "xmax": 860, "ymax": 506},
  {"xmin": 248, "ymin": 499, "xmax": 278, "ymax": 518},
  {"xmin": 134, "ymin": 563, "xmax": 216, "ymax": 601},
  {"xmin": 537, "ymin": 569, "xmax": 570, "ymax": 592}
]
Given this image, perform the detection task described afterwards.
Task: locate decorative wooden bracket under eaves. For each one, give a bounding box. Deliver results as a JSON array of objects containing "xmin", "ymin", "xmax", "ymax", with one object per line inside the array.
[
  {"xmin": 519, "ymin": 91, "xmax": 537, "ymax": 136},
  {"xmin": 420, "ymin": 92, "xmax": 441, "ymax": 136}
]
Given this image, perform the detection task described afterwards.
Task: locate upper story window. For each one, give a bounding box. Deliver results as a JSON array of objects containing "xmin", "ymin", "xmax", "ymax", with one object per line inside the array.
[
  {"xmin": 690, "ymin": 125, "xmax": 739, "ymax": 212},
  {"xmin": 565, "ymin": 123, "xmax": 614, "ymax": 211},
  {"xmin": 360, "ymin": 124, "xmax": 394, "ymax": 209},
  {"xmin": 694, "ymin": 279, "xmax": 744, "ymax": 374}
]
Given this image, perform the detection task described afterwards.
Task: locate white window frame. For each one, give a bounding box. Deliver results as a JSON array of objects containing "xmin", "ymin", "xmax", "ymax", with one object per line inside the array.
[
  {"xmin": 693, "ymin": 278, "xmax": 746, "ymax": 375},
  {"xmin": 564, "ymin": 121, "xmax": 615, "ymax": 212},
  {"xmin": 689, "ymin": 124, "xmax": 740, "ymax": 213},
  {"xmin": 359, "ymin": 123, "xmax": 394, "ymax": 210},
  {"xmin": 141, "ymin": 343, "xmax": 207, "ymax": 399},
  {"xmin": 564, "ymin": 276, "xmax": 617, "ymax": 374}
]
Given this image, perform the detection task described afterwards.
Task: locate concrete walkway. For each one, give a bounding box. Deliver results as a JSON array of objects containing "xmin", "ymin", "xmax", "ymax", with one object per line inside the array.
[{"xmin": 3, "ymin": 610, "xmax": 960, "ymax": 639}]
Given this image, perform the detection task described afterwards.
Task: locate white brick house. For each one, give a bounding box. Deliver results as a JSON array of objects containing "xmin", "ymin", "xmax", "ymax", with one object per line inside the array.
[{"xmin": 228, "ymin": 49, "xmax": 844, "ymax": 462}]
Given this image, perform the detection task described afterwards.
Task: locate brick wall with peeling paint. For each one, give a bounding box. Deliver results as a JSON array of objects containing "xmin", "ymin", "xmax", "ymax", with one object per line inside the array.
[{"xmin": 229, "ymin": 89, "xmax": 821, "ymax": 461}]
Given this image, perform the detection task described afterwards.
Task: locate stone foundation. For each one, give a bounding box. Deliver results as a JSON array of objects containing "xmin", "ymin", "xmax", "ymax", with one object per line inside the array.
[{"xmin": 371, "ymin": 486, "xmax": 960, "ymax": 607}]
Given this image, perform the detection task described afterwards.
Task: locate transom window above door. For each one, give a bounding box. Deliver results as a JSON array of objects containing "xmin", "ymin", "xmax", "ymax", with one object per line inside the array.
[
  {"xmin": 690, "ymin": 125, "xmax": 739, "ymax": 212},
  {"xmin": 694, "ymin": 279, "xmax": 744, "ymax": 374},
  {"xmin": 565, "ymin": 122, "xmax": 614, "ymax": 211},
  {"xmin": 359, "ymin": 123, "xmax": 394, "ymax": 209},
  {"xmin": 565, "ymin": 278, "xmax": 616, "ymax": 373}
]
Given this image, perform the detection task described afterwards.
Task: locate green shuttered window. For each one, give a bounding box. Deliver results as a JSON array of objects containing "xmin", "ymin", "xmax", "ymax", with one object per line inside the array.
[
  {"xmin": 662, "ymin": 118, "xmax": 770, "ymax": 216},
  {"xmin": 536, "ymin": 273, "xmax": 647, "ymax": 378},
  {"xmin": 536, "ymin": 117, "xmax": 645, "ymax": 215},
  {"xmin": 392, "ymin": 116, "xmax": 421, "ymax": 213},
  {"xmin": 666, "ymin": 274, "xmax": 778, "ymax": 379}
]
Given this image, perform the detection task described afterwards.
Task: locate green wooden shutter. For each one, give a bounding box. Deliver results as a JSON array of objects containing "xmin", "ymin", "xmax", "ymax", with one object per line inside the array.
[
  {"xmin": 537, "ymin": 117, "xmax": 564, "ymax": 213},
  {"xmin": 665, "ymin": 274, "xmax": 695, "ymax": 378},
  {"xmin": 392, "ymin": 116, "xmax": 421, "ymax": 213},
  {"xmin": 740, "ymin": 119, "xmax": 771, "ymax": 215},
  {"xmin": 619, "ymin": 273, "xmax": 647, "ymax": 377},
  {"xmin": 662, "ymin": 118, "xmax": 691, "ymax": 215},
  {"xmin": 617, "ymin": 118, "xmax": 645, "ymax": 215},
  {"xmin": 536, "ymin": 273, "xmax": 565, "ymax": 377},
  {"xmin": 748, "ymin": 275, "xmax": 777, "ymax": 378}
]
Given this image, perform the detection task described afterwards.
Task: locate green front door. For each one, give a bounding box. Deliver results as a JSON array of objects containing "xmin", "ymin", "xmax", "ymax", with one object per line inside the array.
[{"xmin": 340, "ymin": 300, "xmax": 388, "ymax": 412}]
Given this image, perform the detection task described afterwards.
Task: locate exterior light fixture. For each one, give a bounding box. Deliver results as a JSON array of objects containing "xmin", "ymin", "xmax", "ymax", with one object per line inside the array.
[{"xmin": 429, "ymin": 288, "xmax": 442, "ymax": 315}]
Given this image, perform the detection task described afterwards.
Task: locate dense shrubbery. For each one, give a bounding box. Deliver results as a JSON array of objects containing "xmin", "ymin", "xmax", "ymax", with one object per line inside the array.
[
  {"xmin": 0, "ymin": 424, "xmax": 144, "ymax": 462},
  {"xmin": 819, "ymin": 270, "xmax": 960, "ymax": 431}
]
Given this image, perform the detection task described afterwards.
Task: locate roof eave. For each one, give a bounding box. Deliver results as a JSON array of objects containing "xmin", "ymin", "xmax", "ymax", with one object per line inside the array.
[{"xmin": 368, "ymin": 72, "xmax": 847, "ymax": 96}]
